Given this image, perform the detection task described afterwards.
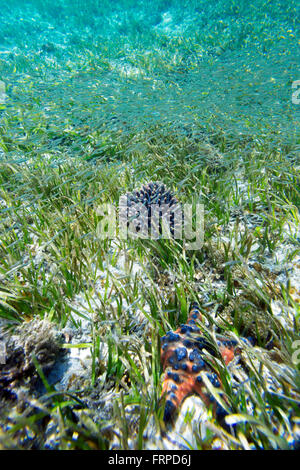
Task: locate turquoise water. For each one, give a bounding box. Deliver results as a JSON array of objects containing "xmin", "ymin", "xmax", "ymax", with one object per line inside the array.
[{"xmin": 0, "ymin": 0, "xmax": 299, "ymax": 160}]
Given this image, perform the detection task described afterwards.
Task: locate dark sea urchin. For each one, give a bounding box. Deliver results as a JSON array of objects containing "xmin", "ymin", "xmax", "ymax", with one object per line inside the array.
[{"xmin": 120, "ymin": 182, "xmax": 183, "ymax": 239}]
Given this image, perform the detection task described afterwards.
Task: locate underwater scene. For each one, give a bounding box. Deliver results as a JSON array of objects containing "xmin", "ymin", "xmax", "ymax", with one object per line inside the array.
[{"xmin": 0, "ymin": 0, "xmax": 299, "ymax": 451}]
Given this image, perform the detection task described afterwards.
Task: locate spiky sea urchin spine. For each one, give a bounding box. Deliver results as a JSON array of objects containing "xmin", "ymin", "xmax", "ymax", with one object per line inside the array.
[{"xmin": 120, "ymin": 181, "xmax": 182, "ymax": 239}]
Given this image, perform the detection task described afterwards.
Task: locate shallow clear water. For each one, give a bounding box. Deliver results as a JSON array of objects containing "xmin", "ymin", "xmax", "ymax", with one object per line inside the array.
[
  {"xmin": 0, "ymin": 0, "xmax": 299, "ymax": 160},
  {"xmin": 0, "ymin": 1, "xmax": 300, "ymax": 452}
]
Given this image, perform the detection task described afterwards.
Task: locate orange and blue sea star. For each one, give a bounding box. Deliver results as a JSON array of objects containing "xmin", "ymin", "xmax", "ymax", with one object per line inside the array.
[{"xmin": 160, "ymin": 302, "xmax": 242, "ymax": 424}]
